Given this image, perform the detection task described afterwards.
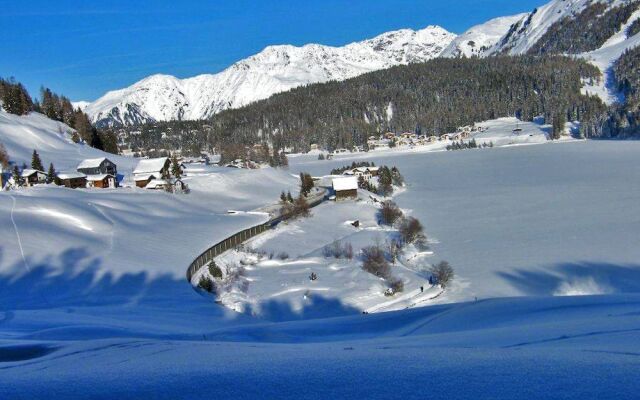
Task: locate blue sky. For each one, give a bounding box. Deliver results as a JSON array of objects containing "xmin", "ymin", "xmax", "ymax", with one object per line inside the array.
[{"xmin": 0, "ymin": 0, "xmax": 543, "ymax": 101}]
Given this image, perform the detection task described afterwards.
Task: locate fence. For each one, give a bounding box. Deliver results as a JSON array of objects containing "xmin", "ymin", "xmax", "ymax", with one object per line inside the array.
[
  {"xmin": 186, "ymin": 188, "xmax": 328, "ymax": 284},
  {"xmin": 185, "ymin": 222, "xmax": 272, "ymax": 282}
]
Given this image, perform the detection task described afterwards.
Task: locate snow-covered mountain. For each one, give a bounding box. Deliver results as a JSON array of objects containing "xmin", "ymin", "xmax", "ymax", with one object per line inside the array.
[
  {"xmin": 441, "ymin": 14, "xmax": 528, "ymax": 58},
  {"xmin": 83, "ymin": 26, "xmax": 456, "ymax": 127},
  {"xmin": 487, "ymin": 0, "xmax": 632, "ymax": 55}
]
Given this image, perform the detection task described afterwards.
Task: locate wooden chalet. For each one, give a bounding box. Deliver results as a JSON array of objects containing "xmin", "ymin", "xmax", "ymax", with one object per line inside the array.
[
  {"xmin": 57, "ymin": 172, "xmax": 87, "ymax": 189},
  {"xmin": 77, "ymin": 157, "xmax": 117, "ymax": 176},
  {"xmin": 133, "ymin": 157, "xmax": 170, "ymax": 188},
  {"xmin": 86, "ymin": 174, "xmax": 116, "ymax": 189},
  {"xmin": 21, "ymin": 169, "xmax": 46, "ymax": 187},
  {"xmin": 332, "ymin": 176, "xmax": 358, "ymax": 200}
]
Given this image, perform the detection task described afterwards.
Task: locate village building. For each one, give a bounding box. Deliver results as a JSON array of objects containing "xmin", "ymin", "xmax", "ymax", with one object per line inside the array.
[
  {"xmin": 427, "ymin": 135, "xmax": 438, "ymax": 143},
  {"xmin": 309, "ymin": 143, "xmax": 320, "ymax": 151},
  {"xmin": 440, "ymin": 133, "xmax": 452, "ymax": 141},
  {"xmin": 57, "ymin": 172, "xmax": 87, "ymax": 189},
  {"xmin": 77, "ymin": 157, "xmax": 117, "ymax": 176},
  {"xmin": 133, "ymin": 157, "xmax": 170, "ymax": 188},
  {"xmin": 383, "ymin": 132, "xmax": 396, "ymax": 140},
  {"xmin": 86, "ymin": 174, "xmax": 116, "ymax": 189},
  {"xmin": 332, "ymin": 176, "xmax": 358, "ymax": 200},
  {"xmin": 145, "ymin": 179, "xmax": 172, "ymax": 190},
  {"xmin": 21, "ymin": 169, "xmax": 46, "ymax": 186}
]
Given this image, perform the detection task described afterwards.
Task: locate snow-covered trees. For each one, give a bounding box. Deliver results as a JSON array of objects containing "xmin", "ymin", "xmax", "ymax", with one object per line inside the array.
[{"xmin": 528, "ymin": 1, "xmax": 640, "ymax": 56}]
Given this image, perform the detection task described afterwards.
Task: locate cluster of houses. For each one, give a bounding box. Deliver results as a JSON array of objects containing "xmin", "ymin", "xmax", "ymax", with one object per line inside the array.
[
  {"xmin": 366, "ymin": 125, "xmax": 481, "ymax": 151},
  {"xmin": 12, "ymin": 156, "xmax": 187, "ymax": 192}
]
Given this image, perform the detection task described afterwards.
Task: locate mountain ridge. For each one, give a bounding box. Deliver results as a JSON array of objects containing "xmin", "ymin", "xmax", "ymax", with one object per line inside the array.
[{"xmin": 81, "ymin": 25, "xmax": 456, "ymax": 127}]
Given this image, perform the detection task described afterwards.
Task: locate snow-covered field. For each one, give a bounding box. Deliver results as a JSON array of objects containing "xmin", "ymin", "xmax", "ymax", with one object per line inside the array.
[
  {"xmin": 291, "ymin": 140, "xmax": 640, "ymax": 305},
  {"xmin": 3, "ymin": 110, "xmax": 640, "ymax": 397}
]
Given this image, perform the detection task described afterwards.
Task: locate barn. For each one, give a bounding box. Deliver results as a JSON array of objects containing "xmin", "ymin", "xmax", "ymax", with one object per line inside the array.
[
  {"xmin": 57, "ymin": 172, "xmax": 87, "ymax": 189},
  {"xmin": 86, "ymin": 174, "xmax": 116, "ymax": 189},
  {"xmin": 332, "ymin": 176, "xmax": 358, "ymax": 200}
]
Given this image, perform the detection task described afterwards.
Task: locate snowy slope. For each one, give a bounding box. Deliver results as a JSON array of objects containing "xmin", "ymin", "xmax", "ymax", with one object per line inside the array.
[
  {"xmin": 579, "ymin": 9, "xmax": 640, "ymax": 104},
  {"xmin": 82, "ymin": 26, "xmax": 455, "ymax": 127},
  {"xmin": 441, "ymin": 14, "xmax": 527, "ymax": 58},
  {"xmin": 489, "ymin": 0, "xmax": 631, "ymax": 55},
  {"xmin": 0, "ymin": 109, "xmax": 136, "ymax": 172}
]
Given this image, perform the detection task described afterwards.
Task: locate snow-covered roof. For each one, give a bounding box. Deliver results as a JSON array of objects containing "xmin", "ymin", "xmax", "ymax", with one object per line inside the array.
[
  {"xmin": 21, "ymin": 169, "xmax": 44, "ymax": 177},
  {"xmin": 332, "ymin": 176, "xmax": 358, "ymax": 191},
  {"xmin": 57, "ymin": 172, "xmax": 86, "ymax": 180},
  {"xmin": 133, "ymin": 173, "xmax": 157, "ymax": 181},
  {"xmin": 145, "ymin": 179, "xmax": 170, "ymax": 189},
  {"xmin": 77, "ymin": 157, "xmax": 110, "ymax": 169},
  {"xmin": 133, "ymin": 157, "xmax": 169, "ymax": 174},
  {"xmin": 86, "ymin": 174, "xmax": 114, "ymax": 181}
]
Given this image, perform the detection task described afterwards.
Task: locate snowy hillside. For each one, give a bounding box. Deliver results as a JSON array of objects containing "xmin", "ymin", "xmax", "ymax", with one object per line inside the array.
[
  {"xmin": 0, "ymin": 109, "xmax": 136, "ymax": 172},
  {"xmin": 441, "ymin": 14, "xmax": 527, "ymax": 58},
  {"xmin": 579, "ymin": 8, "xmax": 640, "ymax": 104},
  {"xmin": 489, "ymin": 0, "xmax": 632, "ymax": 55},
  {"xmin": 81, "ymin": 26, "xmax": 455, "ymax": 127}
]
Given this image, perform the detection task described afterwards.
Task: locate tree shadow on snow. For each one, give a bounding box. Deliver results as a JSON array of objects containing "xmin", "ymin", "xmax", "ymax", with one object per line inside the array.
[
  {"xmin": 0, "ymin": 246, "xmax": 219, "ymax": 312},
  {"xmin": 246, "ymin": 295, "xmax": 361, "ymax": 322},
  {"xmin": 0, "ymin": 246, "xmax": 361, "ymax": 325},
  {"xmin": 497, "ymin": 261, "xmax": 640, "ymax": 296}
]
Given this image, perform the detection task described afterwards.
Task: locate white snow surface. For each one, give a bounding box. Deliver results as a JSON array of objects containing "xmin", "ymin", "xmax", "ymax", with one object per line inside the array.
[
  {"xmin": 578, "ymin": 9, "xmax": 640, "ymax": 104},
  {"xmin": 488, "ymin": 0, "xmax": 628, "ymax": 55},
  {"xmin": 0, "ymin": 109, "xmax": 137, "ymax": 173},
  {"xmin": 1, "ymin": 111, "xmax": 640, "ymax": 396},
  {"xmin": 441, "ymin": 14, "xmax": 528, "ymax": 58},
  {"xmin": 82, "ymin": 26, "xmax": 456, "ymax": 126}
]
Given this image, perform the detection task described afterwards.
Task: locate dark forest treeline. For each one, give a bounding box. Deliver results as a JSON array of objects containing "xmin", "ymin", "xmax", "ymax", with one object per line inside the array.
[
  {"xmin": 528, "ymin": 1, "xmax": 640, "ymax": 55},
  {"xmin": 0, "ymin": 77, "xmax": 118, "ymax": 154}
]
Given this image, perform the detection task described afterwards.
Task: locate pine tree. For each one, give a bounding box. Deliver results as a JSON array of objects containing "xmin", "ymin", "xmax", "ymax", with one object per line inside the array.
[
  {"xmin": 12, "ymin": 165, "xmax": 22, "ymax": 186},
  {"xmin": 31, "ymin": 150, "xmax": 44, "ymax": 171},
  {"xmin": 287, "ymin": 191, "xmax": 294, "ymax": 203},
  {"xmin": 47, "ymin": 162, "xmax": 56, "ymax": 184},
  {"xmin": 280, "ymin": 191, "xmax": 287, "ymax": 204},
  {"xmin": 0, "ymin": 142, "xmax": 9, "ymax": 169}
]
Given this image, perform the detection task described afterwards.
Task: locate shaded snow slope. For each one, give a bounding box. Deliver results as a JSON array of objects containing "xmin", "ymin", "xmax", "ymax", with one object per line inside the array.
[
  {"xmin": 1, "ymin": 294, "xmax": 639, "ymax": 399},
  {"xmin": 82, "ymin": 26, "xmax": 455, "ymax": 127}
]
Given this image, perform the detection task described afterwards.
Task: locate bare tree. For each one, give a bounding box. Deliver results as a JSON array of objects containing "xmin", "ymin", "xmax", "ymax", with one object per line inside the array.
[
  {"xmin": 430, "ymin": 261, "xmax": 454, "ymax": 288},
  {"xmin": 379, "ymin": 201, "xmax": 403, "ymax": 226},
  {"xmin": 361, "ymin": 244, "xmax": 391, "ymax": 279},
  {"xmin": 399, "ymin": 217, "xmax": 427, "ymax": 245}
]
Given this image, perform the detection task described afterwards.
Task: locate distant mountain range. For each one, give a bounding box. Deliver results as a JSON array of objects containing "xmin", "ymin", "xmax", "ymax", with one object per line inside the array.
[{"xmin": 78, "ymin": 0, "xmax": 638, "ymax": 128}]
